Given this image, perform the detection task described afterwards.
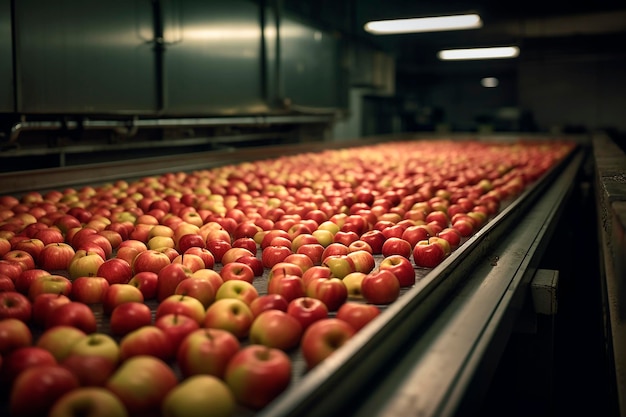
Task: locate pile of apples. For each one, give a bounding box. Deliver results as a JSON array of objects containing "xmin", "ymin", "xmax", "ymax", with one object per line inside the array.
[{"xmin": 0, "ymin": 139, "xmax": 574, "ymax": 417}]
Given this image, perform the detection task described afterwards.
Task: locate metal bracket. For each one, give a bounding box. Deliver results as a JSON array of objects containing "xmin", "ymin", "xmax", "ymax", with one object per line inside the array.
[{"xmin": 531, "ymin": 269, "xmax": 559, "ymax": 315}]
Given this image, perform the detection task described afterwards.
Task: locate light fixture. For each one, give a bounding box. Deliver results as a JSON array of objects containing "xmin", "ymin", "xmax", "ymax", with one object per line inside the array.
[
  {"xmin": 364, "ymin": 13, "xmax": 482, "ymax": 35},
  {"xmin": 481, "ymin": 77, "xmax": 499, "ymax": 88},
  {"xmin": 438, "ymin": 46, "xmax": 520, "ymax": 61}
]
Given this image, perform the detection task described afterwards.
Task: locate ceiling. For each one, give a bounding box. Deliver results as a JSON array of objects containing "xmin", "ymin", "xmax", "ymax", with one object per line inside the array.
[{"xmin": 285, "ymin": 1, "xmax": 626, "ymax": 75}]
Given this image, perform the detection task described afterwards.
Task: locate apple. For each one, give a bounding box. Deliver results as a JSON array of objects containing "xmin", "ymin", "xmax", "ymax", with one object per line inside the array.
[
  {"xmin": 110, "ymin": 301, "xmax": 153, "ymax": 336},
  {"xmin": 283, "ymin": 253, "xmax": 315, "ymax": 273},
  {"xmin": 305, "ymin": 277, "xmax": 348, "ymax": 311},
  {"xmin": 215, "ymin": 279, "xmax": 259, "ymax": 306},
  {"xmin": 342, "ymin": 272, "xmax": 368, "ymax": 300},
  {"xmin": 267, "ymin": 274, "xmax": 306, "ymax": 302},
  {"xmin": 361, "ymin": 269, "xmax": 401, "ymax": 305},
  {"xmin": 231, "ymin": 237, "xmax": 257, "ymax": 254},
  {"xmin": 102, "ymin": 283, "xmax": 145, "ymax": 315},
  {"xmin": 262, "ymin": 245, "xmax": 292, "ymax": 269},
  {"xmin": 412, "ymin": 237, "xmax": 447, "ymax": 268},
  {"xmin": 321, "ymin": 242, "xmax": 349, "ymax": 261},
  {"xmin": 301, "ymin": 265, "xmax": 333, "ymax": 287},
  {"xmin": 155, "ymin": 313, "xmax": 200, "ymax": 354},
  {"xmin": 205, "ymin": 239, "xmax": 231, "ymax": 263},
  {"xmin": 31, "ymin": 293, "xmax": 71, "ymax": 327},
  {"xmin": 249, "ymin": 309, "xmax": 303, "ymax": 351},
  {"xmin": 311, "ymin": 229, "xmax": 334, "ymax": 248},
  {"xmin": 0, "ymin": 291, "xmax": 32, "ymax": 322},
  {"xmin": 379, "ymin": 254, "xmax": 416, "ymax": 287},
  {"xmin": 336, "ymin": 302, "xmax": 381, "ymax": 331},
  {"xmin": 3, "ymin": 249, "xmax": 36, "ymax": 271},
  {"xmin": 127, "ymin": 271, "xmax": 159, "ymax": 300},
  {"xmin": 203, "ymin": 298, "xmax": 254, "ymax": 339},
  {"xmin": 346, "ymin": 249, "xmax": 376, "ymax": 274},
  {"xmin": 234, "ymin": 254, "xmax": 264, "ymax": 277},
  {"xmin": 61, "ymin": 354, "xmax": 119, "ymax": 387},
  {"xmin": 68, "ymin": 332, "xmax": 120, "ymax": 365},
  {"xmin": 268, "ymin": 262, "xmax": 303, "ymax": 280},
  {"xmin": 48, "ymin": 387, "xmax": 128, "ymax": 417},
  {"xmin": 0, "ymin": 273, "xmax": 15, "ymax": 291},
  {"xmin": 162, "ymin": 375, "xmax": 235, "ymax": 417},
  {"xmin": 0, "ymin": 345, "xmax": 58, "ymax": 387},
  {"xmin": 333, "ymin": 230, "xmax": 359, "ymax": 246},
  {"xmin": 300, "ymin": 318, "xmax": 356, "ymax": 369},
  {"xmin": 224, "ymin": 344, "xmax": 292, "ymax": 410},
  {"xmin": 177, "ymin": 233, "xmax": 206, "ymax": 253},
  {"xmin": 13, "ymin": 268, "xmax": 49, "ymax": 295},
  {"xmin": 183, "ymin": 247, "xmax": 215, "ymax": 270},
  {"xmin": 155, "ymin": 294, "xmax": 206, "ymax": 325},
  {"xmin": 322, "ymin": 254, "xmax": 355, "ymax": 279},
  {"xmin": 437, "ymin": 227, "xmax": 462, "ymax": 248},
  {"xmin": 45, "ymin": 301, "xmax": 98, "ymax": 333},
  {"xmin": 28, "ymin": 274, "xmax": 73, "ymax": 301},
  {"xmin": 96, "ymin": 258, "xmax": 133, "ymax": 285},
  {"xmin": 172, "ymin": 253, "xmax": 205, "ymax": 272},
  {"xmin": 119, "ymin": 325, "xmax": 175, "ymax": 362},
  {"xmin": 176, "ymin": 327, "xmax": 240, "ymax": 379},
  {"xmin": 174, "ymin": 277, "xmax": 216, "ymax": 309},
  {"xmin": 0, "ymin": 260, "xmax": 23, "ymax": 281},
  {"xmin": 9, "ymin": 365, "xmax": 80, "ymax": 417},
  {"xmin": 156, "ymin": 263, "xmax": 193, "ymax": 302},
  {"xmin": 13, "ymin": 238, "xmax": 45, "ymax": 261},
  {"xmin": 0, "ymin": 317, "xmax": 32, "ymax": 355},
  {"xmin": 190, "ymin": 268, "xmax": 223, "ymax": 291},
  {"xmin": 219, "ymin": 261, "xmax": 255, "ymax": 283},
  {"xmin": 286, "ymin": 296, "xmax": 329, "ymax": 330},
  {"xmin": 132, "ymin": 249, "xmax": 172, "ymax": 274},
  {"xmin": 68, "ymin": 251, "xmax": 105, "ymax": 280},
  {"xmin": 249, "ymin": 293, "xmax": 289, "ymax": 317},
  {"xmin": 36, "ymin": 325, "xmax": 87, "ymax": 362},
  {"xmin": 106, "ymin": 355, "xmax": 179, "ymax": 417},
  {"xmin": 401, "ymin": 224, "xmax": 432, "ymax": 247},
  {"xmin": 70, "ymin": 276, "xmax": 110, "ymax": 304},
  {"xmin": 381, "ymin": 236, "xmax": 412, "ymax": 259},
  {"xmin": 296, "ymin": 243, "xmax": 325, "ymax": 265}
]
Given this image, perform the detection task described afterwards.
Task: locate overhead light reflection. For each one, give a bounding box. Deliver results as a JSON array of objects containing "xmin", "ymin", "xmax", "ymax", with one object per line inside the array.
[
  {"xmin": 438, "ymin": 46, "xmax": 520, "ymax": 60},
  {"xmin": 364, "ymin": 14, "xmax": 482, "ymax": 35}
]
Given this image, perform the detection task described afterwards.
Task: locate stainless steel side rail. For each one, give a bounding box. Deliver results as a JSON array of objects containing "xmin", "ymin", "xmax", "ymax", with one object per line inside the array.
[{"xmin": 257, "ymin": 147, "xmax": 585, "ymax": 417}]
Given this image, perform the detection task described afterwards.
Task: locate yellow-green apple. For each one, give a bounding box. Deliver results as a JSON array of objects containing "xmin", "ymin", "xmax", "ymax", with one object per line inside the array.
[
  {"xmin": 267, "ymin": 274, "xmax": 306, "ymax": 302},
  {"xmin": 249, "ymin": 310, "xmax": 303, "ymax": 351},
  {"xmin": 342, "ymin": 272, "xmax": 367, "ymax": 300},
  {"xmin": 322, "ymin": 254, "xmax": 355, "ymax": 279},
  {"xmin": 176, "ymin": 328, "xmax": 240, "ymax": 379},
  {"xmin": 249, "ymin": 294, "xmax": 289, "ymax": 317},
  {"xmin": 316, "ymin": 220, "xmax": 340, "ymax": 235},
  {"xmin": 0, "ymin": 291, "xmax": 32, "ymax": 322},
  {"xmin": 346, "ymin": 249, "xmax": 376, "ymax": 274},
  {"xmin": 48, "ymin": 387, "xmax": 128, "ymax": 417},
  {"xmin": 36, "ymin": 325, "xmax": 87, "ymax": 362},
  {"xmin": 96, "ymin": 258, "xmax": 133, "ymax": 285},
  {"xmin": 412, "ymin": 238, "xmax": 447, "ymax": 268},
  {"xmin": 336, "ymin": 302, "xmax": 381, "ymax": 331},
  {"xmin": 203, "ymin": 298, "xmax": 254, "ymax": 339},
  {"xmin": 305, "ymin": 277, "xmax": 348, "ymax": 311},
  {"xmin": 9, "ymin": 364, "xmax": 80, "ymax": 417},
  {"xmin": 162, "ymin": 374, "xmax": 235, "ymax": 417},
  {"xmin": 0, "ymin": 318, "xmax": 32, "ymax": 355},
  {"xmin": 147, "ymin": 235, "xmax": 175, "ymax": 251},
  {"xmin": 127, "ymin": 271, "xmax": 159, "ymax": 300},
  {"xmin": 155, "ymin": 294, "xmax": 206, "ymax": 325},
  {"xmin": 106, "ymin": 355, "xmax": 178, "ymax": 417},
  {"xmin": 155, "ymin": 313, "xmax": 200, "ymax": 354},
  {"xmin": 68, "ymin": 251, "xmax": 105, "ymax": 280},
  {"xmin": 224, "ymin": 344, "xmax": 292, "ymax": 410},
  {"xmin": 70, "ymin": 276, "xmax": 110, "ymax": 304},
  {"xmin": 110, "ymin": 302, "xmax": 153, "ymax": 336},
  {"xmin": 44, "ymin": 301, "xmax": 98, "ymax": 333},
  {"xmin": 361, "ymin": 270, "xmax": 400, "ymax": 305},
  {"xmin": 119, "ymin": 325, "xmax": 175, "ymax": 362},
  {"xmin": 381, "ymin": 237, "xmax": 412, "ymax": 259},
  {"xmin": 300, "ymin": 318, "xmax": 356, "ymax": 369},
  {"xmin": 311, "ymin": 229, "xmax": 334, "ymax": 248},
  {"xmin": 156, "ymin": 263, "xmax": 193, "ymax": 302},
  {"xmin": 215, "ymin": 279, "xmax": 258, "ymax": 306},
  {"xmin": 68, "ymin": 332, "xmax": 120, "ymax": 365},
  {"xmin": 379, "ymin": 255, "xmax": 416, "ymax": 287},
  {"xmin": 0, "ymin": 345, "xmax": 58, "ymax": 387},
  {"xmin": 102, "ymin": 283, "xmax": 145, "ymax": 315},
  {"xmin": 183, "ymin": 247, "xmax": 215, "ymax": 269},
  {"xmin": 28, "ymin": 274, "xmax": 72, "ymax": 301},
  {"xmin": 172, "ymin": 253, "xmax": 205, "ymax": 273},
  {"xmin": 132, "ymin": 249, "xmax": 171, "ymax": 274},
  {"xmin": 286, "ymin": 296, "xmax": 329, "ymax": 330},
  {"xmin": 261, "ymin": 245, "xmax": 292, "ymax": 269}
]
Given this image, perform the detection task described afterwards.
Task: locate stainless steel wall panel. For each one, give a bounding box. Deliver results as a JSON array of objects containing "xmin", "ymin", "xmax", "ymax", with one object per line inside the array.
[
  {"xmin": 0, "ymin": 0, "xmax": 13, "ymax": 112},
  {"xmin": 163, "ymin": 0, "xmax": 267, "ymax": 115},
  {"xmin": 14, "ymin": 0, "xmax": 156, "ymax": 114},
  {"xmin": 280, "ymin": 16, "xmax": 346, "ymax": 109}
]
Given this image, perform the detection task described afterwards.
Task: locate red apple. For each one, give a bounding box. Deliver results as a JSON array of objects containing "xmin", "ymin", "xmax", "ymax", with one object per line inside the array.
[
  {"xmin": 12, "ymin": 238, "xmax": 45, "ymax": 261},
  {"xmin": 249, "ymin": 293, "xmax": 289, "ymax": 317},
  {"xmin": 381, "ymin": 236, "xmax": 412, "ymax": 259},
  {"xmin": 412, "ymin": 237, "xmax": 447, "ymax": 268},
  {"xmin": 174, "ymin": 277, "xmax": 216, "ymax": 309},
  {"xmin": 102, "ymin": 283, "xmax": 145, "ymax": 315},
  {"xmin": 132, "ymin": 249, "xmax": 171, "ymax": 274},
  {"xmin": 361, "ymin": 269, "xmax": 401, "ymax": 305},
  {"xmin": 249, "ymin": 309, "xmax": 303, "ymax": 351},
  {"xmin": 1, "ymin": 345, "xmax": 58, "ymax": 387},
  {"xmin": 172, "ymin": 253, "xmax": 205, "ymax": 272},
  {"xmin": 286, "ymin": 296, "xmax": 329, "ymax": 330},
  {"xmin": 96, "ymin": 258, "xmax": 133, "ymax": 285},
  {"xmin": 220, "ymin": 261, "xmax": 255, "ymax": 284},
  {"xmin": 262, "ymin": 245, "xmax": 292, "ymax": 269},
  {"xmin": 127, "ymin": 271, "xmax": 159, "ymax": 300},
  {"xmin": 155, "ymin": 293, "xmax": 206, "ymax": 325},
  {"xmin": 336, "ymin": 302, "xmax": 381, "ymax": 331},
  {"xmin": 176, "ymin": 327, "xmax": 240, "ymax": 379},
  {"xmin": 378, "ymin": 254, "xmax": 416, "ymax": 287},
  {"xmin": 13, "ymin": 268, "xmax": 49, "ymax": 295},
  {"xmin": 305, "ymin": 277, "xmax": 348, "ymax": 311},
  {"xmin": 28, "ymin": 274, "xmax": 72, "ymax": 301},
  {"xmin": 60, "ymin": 355, "xmax": 118, "ymax": 387},
  {"xmin": 44, "ymin": 301, "xmax": 98, "ymax": 332},
  {"xmin": 235, "ymin": 254, "xmax": 264, "ymax": 277},
  {"xmin": 156, "ymin": 263, "xmax": 193, "ymax": 302},
  {"xmin": 32, "ymin": 293, "xmax": 71, "ymax": 328},
  {"xmin": 300, "ymin": 318, "xmax": 355, "ymax": 369},
  {"xmin": 267, "ymin": 274, "xmax": 306, "ymax": 302},
  {"xmin": 0, "ymin": 317, "xmax": 32, "ymax": 355},
  {"xmin": 109, "ymin": 301, "xmax": 153, "ymax": 336},
  {"xmin": 346, "ymin": 249, "xmax": 376, "ymax": 274},
  {"xmin": 224, "ymin": 344, "xmax": 292, "ymax": 410},
  {"xmin": 3, "ymin": 249, "xmax": 36, "ymax": 271},
  {"xmin": 118, "ymin": 325, "xmax": 175, "ymax": 362},
  {"xmin": 155, "ymin": 313, "xmax": 200, "ymax": 354},
  {"xmin": 70, "ymin": 276, "xmax": 110, "ymax": 304},
  {"xmin": 0, "ymin": 291, "xmax": 32, "ymax": 322},
  {"xmin": 183, "ymin": 247, "xmax": 215, "ymax": 269}
]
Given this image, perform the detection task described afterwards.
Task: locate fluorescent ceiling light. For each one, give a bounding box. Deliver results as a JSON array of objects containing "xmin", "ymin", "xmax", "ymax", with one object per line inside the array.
[
  {"xmin": 481, "ymin": 77, "xmax": 499, "ymax": 87},
  {"xmin": 438, "ymin": 46, "xmax": 520, "ymax": 60},
  {"xmin": 364, "ymin": 14, "xmax": 482, "ymax": 35}
]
